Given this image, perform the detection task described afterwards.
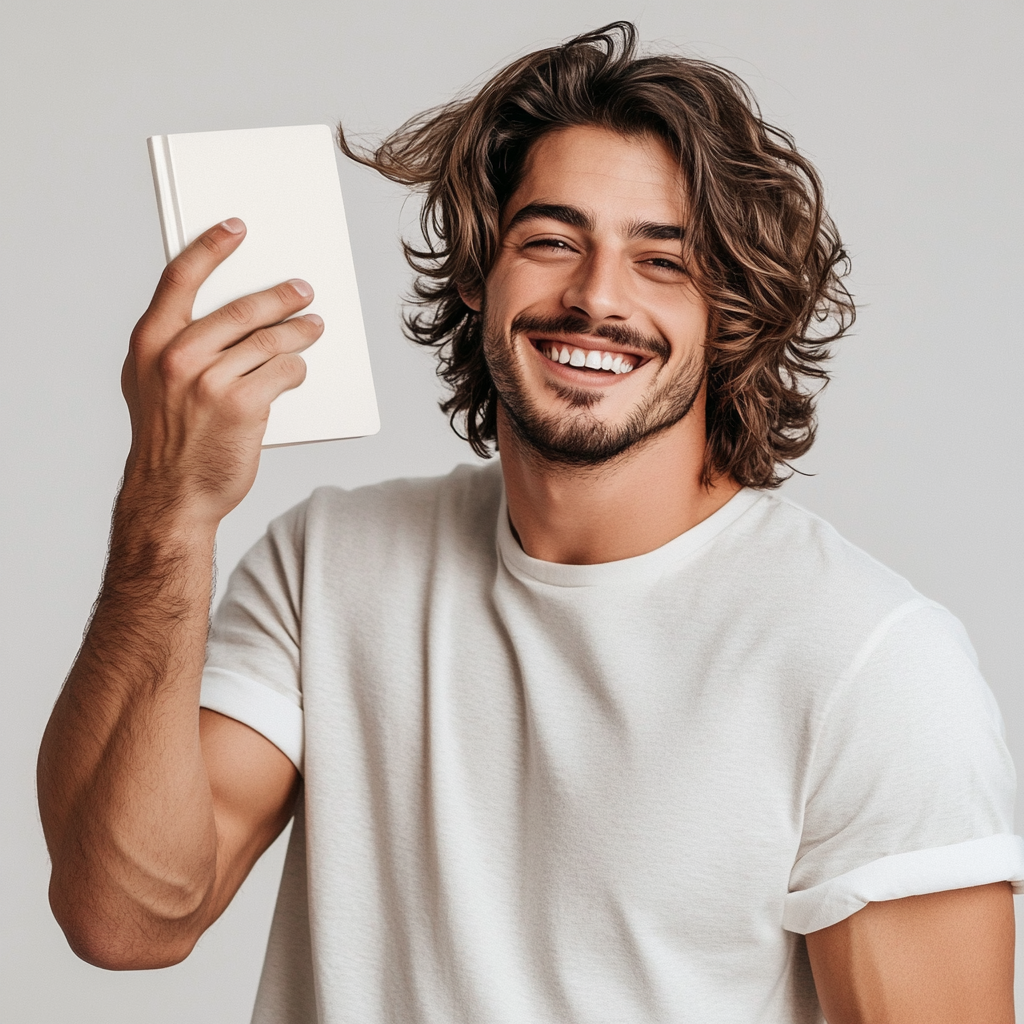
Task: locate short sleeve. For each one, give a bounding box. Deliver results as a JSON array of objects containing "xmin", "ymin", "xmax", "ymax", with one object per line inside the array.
[
  {"xmin": 783, "ymin": 599, "xmax": 1024, "ymax": 934},
  {"xmin": 200, "ymin": 500, "xmax": 307, "ymax": 771}
]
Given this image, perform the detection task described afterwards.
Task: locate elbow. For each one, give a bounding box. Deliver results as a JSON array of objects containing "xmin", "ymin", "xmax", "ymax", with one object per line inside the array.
[
  {"xmin": 63, "ymin": 925, "xmax": 197, "ymax": 972},
  {"xmin": 49, "ymin": 881, "xmax": 202, "ymax": 971}
]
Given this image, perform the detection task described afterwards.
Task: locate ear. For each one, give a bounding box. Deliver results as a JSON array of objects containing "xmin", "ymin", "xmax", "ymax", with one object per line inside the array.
[{"xmin": 458, "ymin": 282, "xmax": 482, "ymax": 313}]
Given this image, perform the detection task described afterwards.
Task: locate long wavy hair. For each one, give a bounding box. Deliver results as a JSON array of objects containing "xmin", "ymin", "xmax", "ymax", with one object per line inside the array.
[{"xmin": 338, "ymin": 21, "xmax": 854, "ymax": 488}]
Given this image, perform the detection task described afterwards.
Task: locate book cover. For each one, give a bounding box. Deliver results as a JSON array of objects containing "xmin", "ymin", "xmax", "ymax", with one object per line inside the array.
[{"xmin": 147, "ymin": 124, "xmax": 380, "ymax": 447}]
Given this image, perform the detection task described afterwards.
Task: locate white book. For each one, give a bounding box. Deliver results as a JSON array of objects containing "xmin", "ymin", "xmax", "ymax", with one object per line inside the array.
[{"xmin": 147, "ymin": 124, "xmax": 379, "ymax": 447}]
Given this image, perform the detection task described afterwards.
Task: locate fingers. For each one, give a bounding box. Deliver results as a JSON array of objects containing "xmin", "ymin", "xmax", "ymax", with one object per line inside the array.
[
  {"xmin": 185, "ymin": 278, "xmax": 315, "ymax": 355},
  {"xmin": 133, "ymin": 219, "xmax": 316, "ymax": 387},
  {"xmin": 183, "ymin": 313, "xmax": 321, "ymax": 427},
  {"xmin": 212, "ymin": 313, "xmax": 323, "ymax": 382},
  {"xmin": 193, "ymin": 349, "xmax": 310, "ymax": 434},
  {"xmin": 144, "ymin": 219, "xmax": 248, "ymax": 330},
  {"xmin": 138, "ymin": 270, "xmax": 316, "ymax": 406},
  {"xmin": 236, "ymin": 350, "xmax": 310, "ymax": 409},
  {"xmin": 120, "ymin": 219, "xmax": 324, "ymax": 525}
]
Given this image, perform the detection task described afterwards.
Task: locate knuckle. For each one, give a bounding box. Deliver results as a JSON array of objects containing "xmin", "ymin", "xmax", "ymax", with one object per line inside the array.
[
  {"xmin": 157, "ymin": 343, "xmax": 193, "ymax": 382},
  {"xmin": 219, "ymin": 389, "xmax": 252, "ymax": 424},
  {"xmin": 279, "ymin": 352, "xmax": 308, "ymax": 385},
  {"xmin": 250, "ymin": 327, "xmax": 279, "ymax": 356},
  {"xmin": 222, "ymin": 297, "xmax": 257, "ymax": 326},
  {"xmin": 241, "ymin": 353, "xmax": 306, "ymax": 403},
  {"xmin": 132, "ymin": 306, "xmax": 174, "ymax": 346},
  {"xmin": 128, "ymin": 332, "xmax": 151, "ymax": 364},
  {"xmin": 196, "ymin": 232, "xmax": 221, "ymax": 255},
  {"xmin": 193, "ymin": 369, "xmax": 222, "ymax": 404},
  {"xmin": 129, "ymin": 318, "xmax": 151, "ymax": 350},
  {"xmin": 160, "ymin": 261, "xmax": 191, "ymax": 291}
]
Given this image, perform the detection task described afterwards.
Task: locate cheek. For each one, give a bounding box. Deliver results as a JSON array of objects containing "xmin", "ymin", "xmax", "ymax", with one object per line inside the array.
[
  {"xmin": 654, "ymin": 298, "xmax": 709, "ymax": 356},
  {"xmin": 487, "ymin": 256, "xmax": 571, "ymax": 313}
]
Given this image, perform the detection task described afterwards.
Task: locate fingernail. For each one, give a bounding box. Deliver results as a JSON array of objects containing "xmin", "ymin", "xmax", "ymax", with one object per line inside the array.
[
  {"xmin": 303, "ymin": 313, "xmax": 323, "ymax": 327},
  {"xmin": 289, "ymin": 279, "xmax": 313, "ymax": 298},
  {"xmin": 221, "ymin": 218, "xmax": 245, "ymax": 234}
]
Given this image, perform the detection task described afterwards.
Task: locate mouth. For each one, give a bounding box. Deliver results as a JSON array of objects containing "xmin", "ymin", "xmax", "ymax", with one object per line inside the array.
[{"xmin": 531, "ymin": 338, "xmax": 643, "ymax": 376}]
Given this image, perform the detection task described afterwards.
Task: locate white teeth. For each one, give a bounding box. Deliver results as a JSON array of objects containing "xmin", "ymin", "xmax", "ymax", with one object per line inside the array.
[{"xmin": 539, "ymin": 343, "xmax": 639, "ymax": 374}]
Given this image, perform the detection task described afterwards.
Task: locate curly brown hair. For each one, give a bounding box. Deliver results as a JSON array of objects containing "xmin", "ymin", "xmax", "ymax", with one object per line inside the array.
[{"xmin": 338, "ymin": 21, "xmax": 854, "ymax": 488}]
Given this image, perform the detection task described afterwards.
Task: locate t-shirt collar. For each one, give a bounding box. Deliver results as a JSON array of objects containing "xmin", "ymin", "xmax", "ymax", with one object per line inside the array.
[{"xmin": 496, "ymin": 484, "xmax": 764, "ymax": 588}]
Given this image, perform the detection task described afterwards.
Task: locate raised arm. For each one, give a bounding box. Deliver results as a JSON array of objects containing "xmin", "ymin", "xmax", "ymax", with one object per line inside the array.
[
  {"xmin": 37, "ymin": 220, "xmax": 321, "ymax": 969},
  {"xmin": 806, "ymin": 882, "xmax": 1015, "ymax": 1023}
]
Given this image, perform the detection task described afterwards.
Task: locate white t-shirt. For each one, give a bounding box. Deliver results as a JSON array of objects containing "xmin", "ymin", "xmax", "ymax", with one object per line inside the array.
[{"xmin": 201, "ymin": 463, "xmax": 1023, "ymax": 1024}]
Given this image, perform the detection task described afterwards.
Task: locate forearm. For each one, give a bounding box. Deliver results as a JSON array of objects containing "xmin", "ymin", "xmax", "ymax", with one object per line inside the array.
[
  {"xmin": 38, "ymin": 481, "xmax": 221, "ymax": 967},
  {"xmin": 38, "ymin": 220, "xmax": 318, "ymax": 967}
]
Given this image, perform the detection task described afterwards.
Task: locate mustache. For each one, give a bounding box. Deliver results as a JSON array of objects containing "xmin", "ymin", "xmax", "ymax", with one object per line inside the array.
[{"xmin": 509, "ymin": 312, "xmax": 670, "ymax": 360}]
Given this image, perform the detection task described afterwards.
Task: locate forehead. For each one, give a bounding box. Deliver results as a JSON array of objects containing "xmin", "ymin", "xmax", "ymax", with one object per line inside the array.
[{"xmin": 507, "ymin": 125, "xmax": 688, "ymax": 225}]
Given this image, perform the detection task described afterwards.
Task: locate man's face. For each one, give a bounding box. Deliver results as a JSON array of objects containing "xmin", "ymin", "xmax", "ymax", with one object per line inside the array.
[{"xmin": 476, "ymin": 125, "xmax": 709, "ymax": 466}]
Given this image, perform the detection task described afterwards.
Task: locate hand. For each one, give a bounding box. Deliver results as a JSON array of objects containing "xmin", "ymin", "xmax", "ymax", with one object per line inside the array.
[{"xmin": 121, "ymin": 217, "xmax": 323, "ymax": 529}]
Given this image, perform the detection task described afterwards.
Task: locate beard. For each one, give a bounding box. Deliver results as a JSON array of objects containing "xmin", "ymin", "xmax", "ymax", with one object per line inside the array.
[{"xmin": 482, "ymin": 308, "xmax": 706, "ymax": 468}]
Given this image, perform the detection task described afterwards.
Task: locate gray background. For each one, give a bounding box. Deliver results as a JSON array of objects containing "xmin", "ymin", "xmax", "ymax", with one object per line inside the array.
[{"xmin": 2, "ymin": 0, "xmax": 1021, "ymax": 1020}]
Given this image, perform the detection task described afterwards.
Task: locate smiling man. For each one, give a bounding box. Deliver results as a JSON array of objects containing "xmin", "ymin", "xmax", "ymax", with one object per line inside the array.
[
  {"xmin": 38, "ymin": 22, "xmax": 1022, "ymax": 1024},
  {"xmin": 469, "ymin": 124, "xmax": 734, "ymax": 566}
]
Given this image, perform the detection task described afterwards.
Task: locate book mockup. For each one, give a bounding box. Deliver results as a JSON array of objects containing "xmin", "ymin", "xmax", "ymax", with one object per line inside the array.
[{"xmin": 147, "ymin": 124, "xmax": 379, "ymax": 447}]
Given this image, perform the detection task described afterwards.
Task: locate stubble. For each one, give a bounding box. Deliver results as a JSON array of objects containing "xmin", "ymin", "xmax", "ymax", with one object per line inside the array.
[{"xmin": 482, "ymin": 309, "xmax": 706, "ymax": 468}]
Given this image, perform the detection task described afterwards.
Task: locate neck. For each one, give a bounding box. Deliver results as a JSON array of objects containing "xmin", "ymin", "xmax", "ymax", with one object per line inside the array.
[{"xmin": 497, "ymin": 400, "xmax": 742, "ymax": 565}]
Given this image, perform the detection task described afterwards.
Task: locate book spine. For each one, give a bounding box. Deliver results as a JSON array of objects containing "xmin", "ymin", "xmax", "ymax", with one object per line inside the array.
[{"xmin": 146, "ymin": 135, "xmax": 186, "ymax": 263}]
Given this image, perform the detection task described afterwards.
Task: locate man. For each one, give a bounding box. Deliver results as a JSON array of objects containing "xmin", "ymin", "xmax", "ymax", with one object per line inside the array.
[{"xmin": 38, "ymin": 22, "xmax": 1021, "ymax": 1024}]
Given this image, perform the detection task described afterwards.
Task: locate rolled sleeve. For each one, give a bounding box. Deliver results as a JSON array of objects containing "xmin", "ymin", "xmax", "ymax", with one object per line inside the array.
[
  {"xmin": 787, "ymin": 600, "xmax": 1020, "ymax": 930},
  {"xmin": 202, "ymin": 500, "xmax": 307, "ymax": 771},
  {"xmin": 201, "ymin": 667, "xmax": 304, "ymax": 771},
  {"xmin": 784, "ymin": 834, "xmax": 1024, "ymax": 933}
]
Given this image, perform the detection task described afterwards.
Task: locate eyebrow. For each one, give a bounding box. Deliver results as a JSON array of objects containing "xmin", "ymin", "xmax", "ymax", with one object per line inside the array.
[
  {"xmin": 625, "ymin": 219, "xmax": 685, "ymax": 242},
  {"xmin": 504, "ymin": 202, "xmax": 594, "ymax": 233},
  {"xmin": 504, "ymin": 203, "xmax": 685, "ymax": 242}
]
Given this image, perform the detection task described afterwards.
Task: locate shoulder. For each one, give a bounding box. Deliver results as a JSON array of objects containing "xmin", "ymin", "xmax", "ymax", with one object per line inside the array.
[
  {"xmin": 706, "ymin": 490, "xmax": 979, "ymax": 692},
  {"xmin": 272, "ymin": 460, "xmax": 503, "ymax": 567},
  {"xmin": 731, "ymin": 490, "xmax": 924, "ymax": 618},
  {"xmin": 320, "ymin": 459, "xmax": 498, "ymax": 511}
]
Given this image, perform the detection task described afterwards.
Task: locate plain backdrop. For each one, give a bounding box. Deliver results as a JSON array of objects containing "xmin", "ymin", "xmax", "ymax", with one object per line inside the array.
[{"xmin": 2, "ymin": 1, "xmax": 1021, "ymax": 1020}]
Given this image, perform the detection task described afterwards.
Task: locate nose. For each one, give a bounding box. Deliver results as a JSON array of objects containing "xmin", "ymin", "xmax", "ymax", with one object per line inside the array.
[{"xmin": 560, "ymin": 248, "xmax": 632, "ymax": 323}]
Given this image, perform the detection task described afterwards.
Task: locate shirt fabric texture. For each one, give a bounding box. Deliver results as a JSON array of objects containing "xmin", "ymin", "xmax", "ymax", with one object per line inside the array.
[{"xmin": 201, "ymin": 463, "xmax": 1024, "ymax": 1024}]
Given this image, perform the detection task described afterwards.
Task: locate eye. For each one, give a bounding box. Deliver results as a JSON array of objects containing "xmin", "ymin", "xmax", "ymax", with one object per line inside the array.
[
  {"xmin": 523, "ymin": 237, "xmax": 577, "ymax": 252},
  {"xmin": 642, "ymin": 256, "xmax": 687, "ymax": 275}
]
